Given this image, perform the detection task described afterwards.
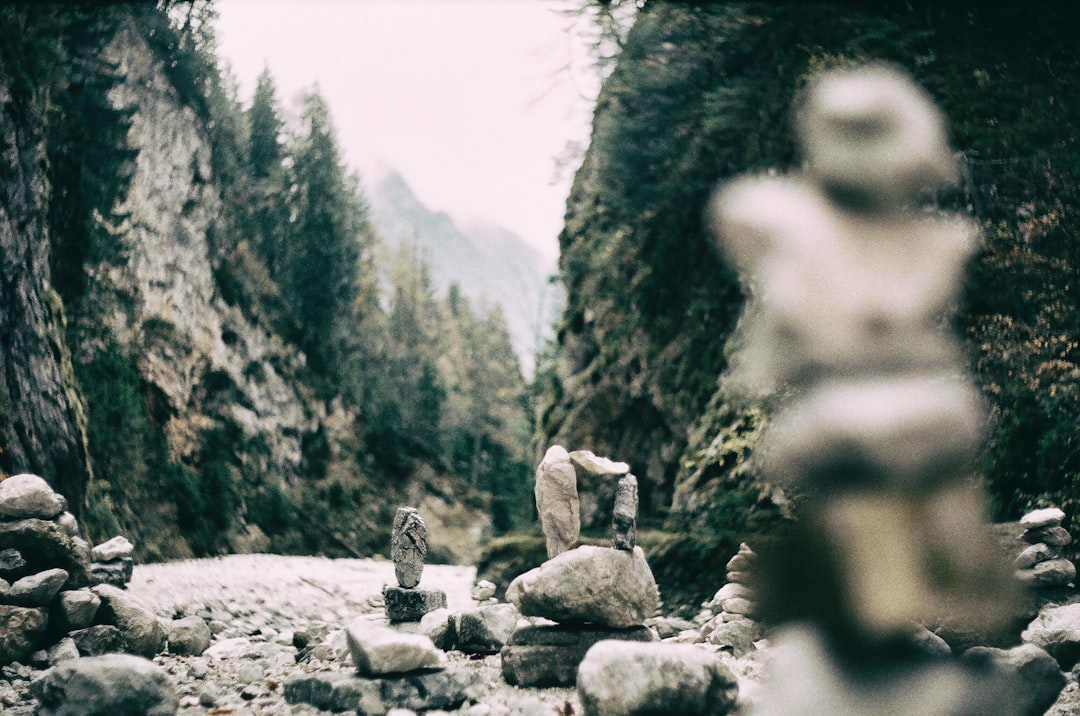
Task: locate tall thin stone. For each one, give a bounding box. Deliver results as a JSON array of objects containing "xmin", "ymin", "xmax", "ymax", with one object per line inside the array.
[
  {"xmin": 612, "ymin": 474, "xmax": 638, "ymax": 551},
  {"xmin": 391, "ymin": 507, "xmax": 427, "ymax": 589},
  {"xmin": 534, "ymin": 445, "xmax": 580, "ymax": 558}
]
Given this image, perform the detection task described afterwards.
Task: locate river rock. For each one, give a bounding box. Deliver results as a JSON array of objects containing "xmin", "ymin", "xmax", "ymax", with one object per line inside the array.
[
  {"xmin": 346, "ymin": 618, "xmax": 444, "ymax": 675},
  {"xmin": 577, "ymin": 640, "xmax": 739, "ymax": 716},
  {"xmin": 455, "ymin": 603, "xmax": 519, "ymax": 654},
  {"xmin": 1024, "ymin": 525, "xmax": 1072, "ymax": 548},
  {"xmin": 167, "ymin": 615, "xmax": 212, "ymax": 656},
  {"xmin": 91, "ymin": 535, "xmax": 134, "ymax": 562},
  {"xmin": 284, "ymin": 666, "xmax": 475, "ymax": 715},
  {"xmin": 46, "ymin": 636, "xmax": 80, "ymax": 665},
  {"xmin": 391, "ymin": 507, "xmax": 427, "ymax": 589},
  {"xmin": 1016, "ymin": 543, "xmax": 1055, "ymax": 569},
  {"xmin": 1022, "ymin": 602, "xmax": 1080, "ymax": 669},
  {"xmin": 92, "ymin": 583, "xmax": 167, "ymax": 658},
  {"xmin": 962, "ymin": 643, "xmax": 1066, "ymax": 716},
  {"xmin": 52, "ymin": 588, "xmax": 101, "ymax": 632},
  {"xmin": 501, "ymin": 623, "xmax": 657, "ymax": 687},
  {"xmin": 506, "ymin": 545, "xmax": 658, "ymax": 628},
  {"xmin": 419, "ymin": 607, "xmax": 456, "ymax": 650},
  {"xmin": 0, "ymin": 547, "xmax": 26, "ymax": 577},
  {"xmin": 31, "ymin": 653, "xmax": 179, "ymax": 716},
  {"xmin": 0, "ymin": 473, "xmax": 64, "ymax": 520},
  {"xmin": 8, "ymin": 567, "xmax": 68, "ymax": 606},
  {"xmin": 1018, "ymin": 558, "xmax": 1076, "ymax": 588},
  {"xmin": 1021, "ymin": 508, "xmax": 1066, "ymax": 531},
  {"xmin": 90, "ymin": 558, "xmax": 134, "ymax": 588},
  {"xmin": 69, "ymin": 625, "xmax": 128, "ymax": 656},
  {"xmin": 383, "ymin": 585, "xmax": 447, "ymax": 622},
  {"xmin": 0, "ymin": 604, "xmax": 48, "ymax": 665},
  {"xmin": 0, "ymin": 518, "xmax": 90, "ymax": 589},
  {"xmin": 535, "ymin": 445, "xmax": 580, "ymax": 558},
  {"xmin": 612, "ymin": 474, "xmax": 638, "ymax": 551}
]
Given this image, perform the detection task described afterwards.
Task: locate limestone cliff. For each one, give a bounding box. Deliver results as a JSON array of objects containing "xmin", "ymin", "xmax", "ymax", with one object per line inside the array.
[
  {"xmin": 0, "ymin": 76, "xmax": 93, "ymax": 515},
  {"xmin": 96, "ymin": 22, "xmax": 314, "ymax": 486}
]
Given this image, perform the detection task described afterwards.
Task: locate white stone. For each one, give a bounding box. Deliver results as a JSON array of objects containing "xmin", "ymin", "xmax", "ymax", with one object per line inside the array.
[
  {"xmin": 1021, "ymin": 508, "xmax": 1067, "ymax": 531},
  {"xmin": 92, "ymin": 535, "xmax": 135, "ymax": 562},
  {"xmin": 0, "ymin": 474, "xmax": 64, "ymax": 520},
  {"xmin": 534, "ymin": 445, "xmax": 580, "ymax": 558},
  {"xmin": 577, "ymin": 640, "xmax": 738, "ymax": 715},
  {"xmin": 507, "ymin": 545, "xmax": 658, "ymax": 628},
  {"xmin": 345, "ymin": 618, "xmax": 444, "ymax": 676}
]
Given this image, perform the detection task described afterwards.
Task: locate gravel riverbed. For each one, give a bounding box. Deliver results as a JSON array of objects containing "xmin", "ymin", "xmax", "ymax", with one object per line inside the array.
[{"xmin": 2, "ymin": 554, "xmax": 583, "ymax": 715}]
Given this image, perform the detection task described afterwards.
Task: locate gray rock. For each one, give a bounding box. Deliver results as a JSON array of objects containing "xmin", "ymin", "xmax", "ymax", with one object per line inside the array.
[
  {"xmin": 963, "ymin": 644, "xmax": 1066, "ymax": 716},
  {"xmin": 706, "ymin": 615, "xmax": 763, "ymax": 657},
  {"xmin": 507, "ymin": 545, "xmax": 659, "ymax": 628},
  {"xmin": 1018, "ymin": 558, "xmax": 1076, "ymax": 588},
  {"xmin": 612, "ymin": 474, "xmax": 638, "ymax": 551},
  {"xmin": 535, "ymin": 445, "xmax": 580, "ymax": 558},
  {"xmin": 167, "ymin": 615, "xmax": 212, "ymax": 656},
  {"xmin": 1023, "ymin": 603, "xmax": 1080, "ymax": 669},
  {"xmin": 0, "ymin": 577, "xmax": 9, "ymax": 596},
  {"xmin": 0, "ymin": 473, "xmax": 64, "ymax": 520},
  {"xmin": 910, "ymin": 625, "xmax": 952, "ymax": 657},
  {"xmin": 91, "ymin": 535, "xmax": 134, "ymax": 562},
  {"xmin": 722, "ymin": 596, "xmax": 756, "ymax": 616},
  {"xmin": 0, "ymin": 604, "xmax": 48, "ymax": 665},
  {"xmin": 56, "ymin": 512, "xmax": 79, "ymax": 538},
  {"xmin": 455, "ymin": 603, "xmax": 519, "ymax": 654},
  {"xmin": 1021, "ymin": 508, "xmax": 1066, "ymax": 531},
  {"xmin": 8, "ymin": 567, "xmax": 68, "ymax": 606},
  {"xmin": 346, "ymin": 618, "xmax": 444, "ymax": 675},
  {"xmin": 0, "ymin": 518, "xmax": 90, "ymax": 589},
  {"xmin": 52, "ymin": 588, "xmax": 101, "ymax": 632},
  {"xmin": 471, "ymin": 579, "xmax": 496, "ymax": 601},
  {"xmin": 569, "ymin": 450, "xmax": 630, "ymax": 478},
  {"xmin": 501, "ymin": 623, "xmax": 657, "ymax": 687},
  {"xmin": 391, "ymin": 507, "xmax": 427, "ymax": 589},
  {"xmin": 46, "ymin": 637, "xmax": 79, "ymax": 665},
  {"xmin": 1024, "ymin": 525, "xmax": 1072, "ymax": 548},
  {"xmin": 577, "ymin": 640, "xmax": 739, "ymax": 716},
  {"xmin": 0, "ymin": 547, "xmax": 26, "ymax": 576},
  {"xmin": 384, "ymin": 585, "xmax": 448, "ymax": 622},
  {"xmin": 90, "ymin": 558, "xmax": 134, "ymax": 587},
  {"xmin": 31, "ymin": 653, "xmax": 178, "ymax": 715},
  {"xmin": 419, "ymin": 608, "xmax": 456, "ymax": 650},
  {"xmin": 92, "ymin": 583, "xmax": 167, "ymax": 658},
  {"xmin": 69, "ymin": 625, "xmax": 128, "ymax": 656},
  {"xmin": 1016, "ymin": 542, "xmax": 1055, "ymax": 569},
  {"xmin": 284, "ymin": 666, "xmax": 475, "ymax": 715}
]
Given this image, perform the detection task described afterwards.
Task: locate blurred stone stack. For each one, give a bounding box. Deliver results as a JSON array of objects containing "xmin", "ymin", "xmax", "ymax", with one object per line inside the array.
[
  {"xmin": 0, "ymin": 473, "xmax": 166, "ymax": 667},
  {"xmin": 693, "ymin": 543, "xmax": 764, "ymax": 657},
  {"xmin": 90, "ymin": 535, "xmax": 135, "ymax": 588},
  {"xmin": 383, "ymin": 507, "xmax": 446, "ymax": 622},
  {"xmin": 501, "ymin": 446, "xmax": 659, "ymax": 687},
  {"xmin": 1016, "ymin": 507, "xmax": 1076, "ymax": 589}
]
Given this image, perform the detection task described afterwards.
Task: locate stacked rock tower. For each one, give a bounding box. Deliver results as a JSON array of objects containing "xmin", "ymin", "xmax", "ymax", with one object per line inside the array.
[
  {"xmin": 383, "ymin": 506, "xmax": 446, "ymax": 622},
  {"xmin": 500, "ymin": 446, "xmax": 659, "ymax": 687}
]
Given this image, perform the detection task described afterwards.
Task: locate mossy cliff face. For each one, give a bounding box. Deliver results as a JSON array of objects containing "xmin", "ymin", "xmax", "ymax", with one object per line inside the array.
[{"xmin": 0, "ymin": 76, "xmax": 93, "ymax": 512}]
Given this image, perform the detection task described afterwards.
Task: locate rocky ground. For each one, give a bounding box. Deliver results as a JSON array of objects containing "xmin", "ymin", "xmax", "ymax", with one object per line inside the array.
[{"xmin": 1, "ymin": 554, "xmax": 590, "ymax": 715}]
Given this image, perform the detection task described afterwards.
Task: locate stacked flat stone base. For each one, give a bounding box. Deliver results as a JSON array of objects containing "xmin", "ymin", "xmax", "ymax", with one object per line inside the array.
[
  {"xmin": 500, "ymin": 623, "xmax": 657, "ymax": 687},
  {"xmin": 383, "ymin": 585, "xmax": 447, "ymax": 622}
]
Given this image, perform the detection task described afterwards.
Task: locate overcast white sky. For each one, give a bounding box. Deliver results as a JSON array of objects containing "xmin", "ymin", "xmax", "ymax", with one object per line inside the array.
[{"xmin": 214, "ymin": 0, "xmax": 604, "ymax": 262}]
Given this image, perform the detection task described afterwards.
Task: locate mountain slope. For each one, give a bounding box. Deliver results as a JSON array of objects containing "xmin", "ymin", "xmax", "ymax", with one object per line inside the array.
[{"xmin": 366, "ymin": 170, "xmax": 560, "ymax": 374}]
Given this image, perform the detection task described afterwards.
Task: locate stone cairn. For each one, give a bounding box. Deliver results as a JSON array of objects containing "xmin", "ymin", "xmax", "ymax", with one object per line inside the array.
[
  {"xmin": 500, "ymin": 445, "xmax": 739, "ymax": 715},
  {"xmin": 0, "ymin": 473, "xmax": 175, "ymax": 687},
  {"xmin": 692, "ymin": 543, "xmax": 763, "ymax": 658},
  {"xmin": 711, "ymin": 62, "xmax": 1028, "ymax": 714},
  {"xmin": 383, "ymin": 506, "xmax": 446, "ymax": 623},
  {"xmin": 1015, "ymin": 507, "xmax": 1075, "ymax": 590}
]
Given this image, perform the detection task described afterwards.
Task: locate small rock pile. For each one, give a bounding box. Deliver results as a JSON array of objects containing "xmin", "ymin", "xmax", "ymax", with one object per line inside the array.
[
  {"xmin": 692, "ymin": 543, "xmax": 764, "ymax": 658},
  {"xmin": 384, "ymin": 506, "xmax": 447, "ymax": 622},
  {"xmin": 0, "ymin": 473, "xmax": 181, "ymax": 714},
  {"xmin": 89, "ymin": 535, "xmax": 135, "ymax": 589},
  {"xmin": 1015, "ymin": 507, "xmax": 1075, "ymax": 589}
]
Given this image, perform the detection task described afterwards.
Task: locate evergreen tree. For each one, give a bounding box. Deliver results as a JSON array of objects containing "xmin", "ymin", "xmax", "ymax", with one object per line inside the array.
[{"xmin": 283, "ymin": 91, "xmax": 374, "ymax": 382}]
